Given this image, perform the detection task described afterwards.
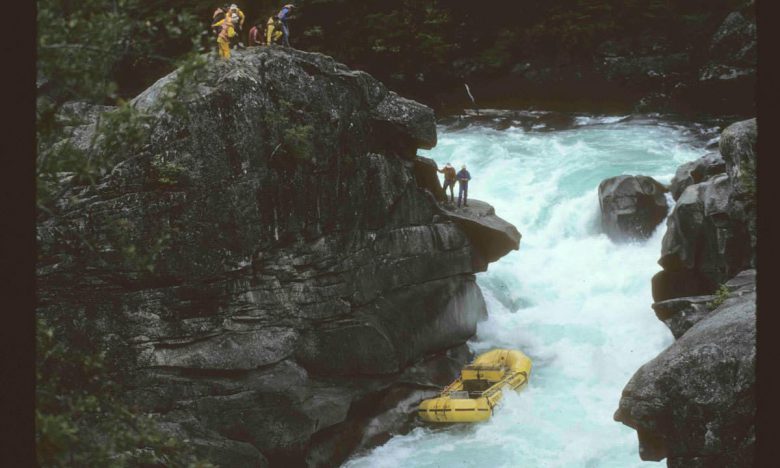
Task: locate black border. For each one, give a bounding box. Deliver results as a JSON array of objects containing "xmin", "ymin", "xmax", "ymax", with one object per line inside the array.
[
  {"xmin": 2, "ymin": 1, "xmax": 775, "ymax": 466},
  {"xmin": 0, "ymin": 0, "xmax": 36, "ymax": 465},
  {"xmin": 755, "ymin": 0, "xmax": 779, "ymax": 466}
]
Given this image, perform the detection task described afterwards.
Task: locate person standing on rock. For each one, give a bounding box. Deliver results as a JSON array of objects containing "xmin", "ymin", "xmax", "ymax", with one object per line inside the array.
[
  {"xmin": 227, "ymin": 4, "xmax": 245, "ymax": 49},
  {"xmin": 213, "ymin": 13, "xmax": 237, "ymax": 59},
  {"xmin": 275, "ymin": 3, "xmax": 295, "ymax": 47},
  {"xmin": 211, "ymin": 3, "xmax": 229, "ymax": 36},
  {"xmin": 457, "ymin": 164, "xmax": 472, "ymax": 207},
  {"xmin": 437, "ymin": 162, "xmax": 457, "ymax": 203}
]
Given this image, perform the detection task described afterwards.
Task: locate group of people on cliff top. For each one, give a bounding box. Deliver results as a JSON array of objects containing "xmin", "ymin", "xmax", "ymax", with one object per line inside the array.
[
  {"xmin": 212, "ymin": 3, "xmax": 295, "ymax": 59},
  {"xmin": 438, "ymin": 163, "xmax": 472, "ymax": 207}
]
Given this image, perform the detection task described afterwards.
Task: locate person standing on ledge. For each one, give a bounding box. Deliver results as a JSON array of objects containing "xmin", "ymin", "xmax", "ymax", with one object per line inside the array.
[
  {"xmin": 457, "ymin": 164, "xmax": 472, "ymax": 207},
  {"xmin": 213, "ymin": 14, "xmax": 237, "ymax": 59},
  {"xmin": 276, "ymin": 3, "xmax": 295, "ymax": 47},
  {"xmin": 437, "ymin": 162, "xmax": 457, "ymax": 203}
]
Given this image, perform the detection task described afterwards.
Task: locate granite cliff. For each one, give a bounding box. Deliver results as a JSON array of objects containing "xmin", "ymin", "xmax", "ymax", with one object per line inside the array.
[{"xmin": 37, "ymin": 48, "xmax": 520, "ymax": 466}]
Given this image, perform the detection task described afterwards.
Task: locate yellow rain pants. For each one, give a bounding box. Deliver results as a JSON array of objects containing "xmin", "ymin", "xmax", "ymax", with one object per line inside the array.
[
  {"xmin": 213, "ymin": 18, "xmax": 236, "ymax": 59},
  {"xmin": 266, "ymin": 17, "xmax": 283, "ymax": 45}
]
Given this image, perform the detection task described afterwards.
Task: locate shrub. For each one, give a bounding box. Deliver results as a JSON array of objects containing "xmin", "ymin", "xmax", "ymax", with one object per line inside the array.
[{"xmin": 708, "ymin": 284, "xmax": 731, "ymax": 309}]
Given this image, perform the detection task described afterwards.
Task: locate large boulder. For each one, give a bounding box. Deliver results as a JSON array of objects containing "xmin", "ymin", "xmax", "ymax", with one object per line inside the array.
[
  {"xmin": 36, "ymin": 48, "xmax": 519, "ymax": 466},
  {"xmin": 598, "ymin": 175, "xmax": 669, "ymax": 242},
  {"xmin": 616, "ymin": 270, "xmax": 756, "ymax": 467},
  {"xmin": 669, "ymin": 152, "xmax": 726, "ymax": 201}
]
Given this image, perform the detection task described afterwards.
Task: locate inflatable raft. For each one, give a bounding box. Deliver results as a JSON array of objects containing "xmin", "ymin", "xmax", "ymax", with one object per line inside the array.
[{"xmin": 417, "ymin": 349, "xmax": 532, "ymax": 423}]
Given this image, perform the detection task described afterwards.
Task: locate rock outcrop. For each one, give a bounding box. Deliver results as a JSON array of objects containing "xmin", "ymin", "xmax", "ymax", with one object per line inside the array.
[
  {"xmin": 652, "ymin": 118, "xmax": 756, "ymax": 302},
  {"xmin": 598, "ymin": 175, "xmax": 669, "ymax": 242},
  {"xmin": 618, "ymin": 119, "xmax": 757, "ymax": 467},
  {"xmin": 36, "ymin": 48, "xmax": 519, "ymax": 466},
  {"xmin": 615, "ymin": 270, "xmax": 755, "ymax": 467},
  {"xmin": 669, "ymin": 152, "xmax": 726, "ymax": 201},
  {"xmin": 441, "ymin": 200, "xmax": 521, "ymax": 265}
]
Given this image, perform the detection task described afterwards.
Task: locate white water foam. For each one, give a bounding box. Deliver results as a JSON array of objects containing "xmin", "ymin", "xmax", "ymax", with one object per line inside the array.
[{"xmin": 344, "ymin": 116, "xmax": 709, "ymax": 468}]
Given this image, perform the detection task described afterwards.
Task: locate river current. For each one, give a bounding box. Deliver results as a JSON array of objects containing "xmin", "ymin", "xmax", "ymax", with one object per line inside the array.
[{"xmin": 343, "ymin": 111, "xmax": 722, "ymax": 468}]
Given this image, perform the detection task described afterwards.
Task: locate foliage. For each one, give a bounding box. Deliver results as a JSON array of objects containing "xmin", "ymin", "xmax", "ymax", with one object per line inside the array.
[
  {"xmin": 262, "ymin": 99, "xmax": 316, "ymax": 163},
  {"xmin": 151, "ymin": 157, "xmax": 187, "ymax": 187},
  {"xmin": 37, "ymin": 0, "xmax": 209, "ymax": 105},
  {"xmin": 708, "ymin": 284, "xmax": 731, "ymax": 309},
  {"xmin": 283, "ymin": 124, "xmax": 316, "ymax": 161},
  {"xmin": 291, "ymin": 0, "xmax": 741, "ymax": 104},
  {"xmin": 36, "ymin": 4, "xmax": 213, "ymax": 465},
  {"xmin": 157, "ymin": 52, "xmax": 211, "ymax": 116},
  {"xmin": 36, "ymin": 318, "xmax": 214, "ymax": 467}
]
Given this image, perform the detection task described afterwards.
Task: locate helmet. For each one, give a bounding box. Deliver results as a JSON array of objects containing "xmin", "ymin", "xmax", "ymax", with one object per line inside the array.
[
  {"xmin": 230, "ymin": 4, "xmax": 237, "ymax": 10},
  {"xmin": 284, "ymin": 4, "xmax": 295, "ymax": 8}
]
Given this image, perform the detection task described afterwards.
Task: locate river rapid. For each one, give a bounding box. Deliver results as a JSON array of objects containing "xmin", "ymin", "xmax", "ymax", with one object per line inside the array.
[{"xmin": 343, "ymin": 111, "xmax": 723, "ymax": 468}]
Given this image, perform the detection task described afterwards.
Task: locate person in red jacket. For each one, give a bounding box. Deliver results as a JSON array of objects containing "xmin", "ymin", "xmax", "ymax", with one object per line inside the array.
[{"xmin": 248, "ymin": 21, "xmax": 263, "ymax": 46}]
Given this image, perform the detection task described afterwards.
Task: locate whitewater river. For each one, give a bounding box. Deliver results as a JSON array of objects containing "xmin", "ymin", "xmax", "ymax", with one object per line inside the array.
[{"xmin": 343, "ymin": 111, "xmax": 723, "ymax": 468}]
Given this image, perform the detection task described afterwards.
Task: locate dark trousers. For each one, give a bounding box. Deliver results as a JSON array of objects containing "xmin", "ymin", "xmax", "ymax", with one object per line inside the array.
[
  {"xmin": 443, "ymin": 180, "xmax": 455, "ymax": 201},
  {"xmin": 281, "ymin": 22, "xmax": 290, "ymax": 46},
  {"xmin": 458, "ymin": 182, "xmax": 468, "ymax": 206}
]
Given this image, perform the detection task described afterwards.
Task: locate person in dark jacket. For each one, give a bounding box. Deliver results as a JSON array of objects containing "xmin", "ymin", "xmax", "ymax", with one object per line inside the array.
[
  {"xmin": 437, "ymin": 162, "xmax": 457, "ymax": 202},
  {"xmin": 457, "ymin": 164, "xmax": 472, "ymax": 207},
  {"xmin": 276, "ymin": 3, "xmax": 295, "ymax": 47}
]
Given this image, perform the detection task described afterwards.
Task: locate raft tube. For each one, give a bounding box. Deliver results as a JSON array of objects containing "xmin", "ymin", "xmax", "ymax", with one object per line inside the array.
[{"xmin": 417, "ymin": 349, "xmax": 532, "ymax": 423}]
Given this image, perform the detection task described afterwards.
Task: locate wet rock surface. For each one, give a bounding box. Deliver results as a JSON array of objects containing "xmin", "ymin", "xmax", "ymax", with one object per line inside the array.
[
  {"xmin": 616, "ymin": 270, "xmax": 755, "ymax": 467},
  {"xmin": 37, "ymin": 48, "xmax": 519, "ymax": 466},
  {"xmin": 598, "ymin": 175, "xmax": 668, "ymax": 242}
]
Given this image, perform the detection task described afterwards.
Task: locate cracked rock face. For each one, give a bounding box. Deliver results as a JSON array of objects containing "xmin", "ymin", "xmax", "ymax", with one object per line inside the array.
[{"xmin": 37, "ymin": 48, "xmax": 519, "ymax": 466}]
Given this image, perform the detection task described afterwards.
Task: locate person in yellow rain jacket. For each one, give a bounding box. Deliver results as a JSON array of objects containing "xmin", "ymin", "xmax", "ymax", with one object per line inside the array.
[
  {"xmin": 230, "ymin": 4, "xmax": 246, "ymax": 29},
  {"xmin": 266, "ymin": 15, "xmax": 283, "ymax": 45},
  {"xmin": 213, "ymin": 15, "xmax": 237, "ymax": 59}
]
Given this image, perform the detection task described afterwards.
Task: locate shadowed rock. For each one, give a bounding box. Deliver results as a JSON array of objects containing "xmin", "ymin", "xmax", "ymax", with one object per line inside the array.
[
  {"xmin": 616, "ymin": 270, "xmax": 755, "ymax": 467},
  {"xmin": 652, "ymin": 269, "xmax": 755, "ymax": 339},
  {"xmin": 669, "ymin": 152, "xmax": 726, "ymax": 201},
  {"xmin": 598, "ymin": 175, "xmax": 668, "ymax": 242},
  {"xmin": 653, "ymin": 119, "xmax": 756, "ymax": 302}
]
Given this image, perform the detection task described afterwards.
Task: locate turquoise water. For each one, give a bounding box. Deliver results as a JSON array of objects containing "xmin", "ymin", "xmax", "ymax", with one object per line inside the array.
[{"xmin": 343, "ymin": 113, "xmax": 718, "ymax": 468}]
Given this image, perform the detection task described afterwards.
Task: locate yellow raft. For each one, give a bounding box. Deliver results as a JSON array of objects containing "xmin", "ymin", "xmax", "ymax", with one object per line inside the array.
[{"xmin": 417, "ymin": 349, "xmax": 532, "ymax": 423}]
